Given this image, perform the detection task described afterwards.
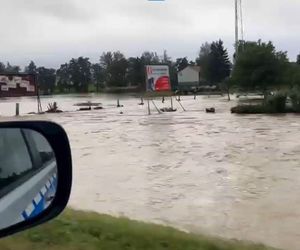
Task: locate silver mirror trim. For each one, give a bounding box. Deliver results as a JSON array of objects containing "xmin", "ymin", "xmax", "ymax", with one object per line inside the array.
[{"xmin": 0, "ymin": 161, "xmax": 56, "ymax": 229}]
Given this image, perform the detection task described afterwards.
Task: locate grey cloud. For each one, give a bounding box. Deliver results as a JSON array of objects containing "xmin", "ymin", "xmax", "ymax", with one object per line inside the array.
[
  {"xmin": 17, "ymin": 0, "xmax": 94, "ymax": 21},
  {"xmin": 0, "ymin": 0, "xmax": 299, "ymax": 68}
]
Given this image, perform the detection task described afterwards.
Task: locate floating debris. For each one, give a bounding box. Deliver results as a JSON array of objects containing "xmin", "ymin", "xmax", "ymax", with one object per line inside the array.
[
  {"xmin": 160, "ymin": 108, "xmax": 177, "ymax": 113},
  {"xmin": 206, "ymin": 108, "xmax": 216, "ymax": 113},
  {"xmin": 28, "ymin": 111, "xmax": 46, "ymax": 115},
  {"xmin": 74, "ymin": 102, "xmax": 102, "ymax": 107},
  {"xmin": 75, "ymin": 101, "xmax": 103, "ymax": 111},
  {"xmin": 46, "ymin": 102, "xmax": 63, "ymax": 113},
  {"xmin": 78, "ymin": 107, "xmax": 92, "ymax": 111}
]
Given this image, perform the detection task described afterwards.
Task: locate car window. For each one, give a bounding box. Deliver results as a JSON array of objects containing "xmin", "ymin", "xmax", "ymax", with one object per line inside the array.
[
  {"xmin": 0, "ymin": 129, "xmax": 32, "ymax": 191},
  {"xmin": 25, "ymin": 130, "xmax": 55, "ymax": 164}
]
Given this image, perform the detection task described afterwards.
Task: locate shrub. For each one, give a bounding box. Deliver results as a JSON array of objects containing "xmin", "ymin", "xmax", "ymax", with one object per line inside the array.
[
  {"xmin": 289, "ymin": 90, "xmax": 300, "ymax": 112},
  {"xmin": 265, "ymin": 93, "xmax": 287, "ymax": 113},
  {"xmin": 231, "ymin": 93, "xmax": 288, "ymax": 114},
  {"xmin": 231, "ymin": 105, "xmax": 265, "ymax": 114}
]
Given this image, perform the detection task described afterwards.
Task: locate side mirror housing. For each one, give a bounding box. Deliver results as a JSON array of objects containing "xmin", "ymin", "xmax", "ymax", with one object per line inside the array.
[{"xmin": 0, "ymin": 121, "xmax": 72, "ymax": 238}]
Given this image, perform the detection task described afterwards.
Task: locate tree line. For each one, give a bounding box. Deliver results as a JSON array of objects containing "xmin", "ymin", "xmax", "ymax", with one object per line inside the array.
[
  {"xmin": 232, "ymin": 40, "xmax": 300, "ymax": 99},
  {"xmin": 0, "ymin": 39, "xmax": 300, "ymax": 97},
  {"xmin": 0, "ymin": 40, "xmax": 231, "ymax": 94}
]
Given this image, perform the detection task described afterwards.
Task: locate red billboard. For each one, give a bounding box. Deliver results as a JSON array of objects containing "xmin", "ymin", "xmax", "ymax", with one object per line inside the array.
[
  {"xmin": 0, "ymin": 74, "xmax": 37, "ymax": 97},
  {"xmin": 146, "ymin": 65, "xmax": 171, "ymax": 92}
]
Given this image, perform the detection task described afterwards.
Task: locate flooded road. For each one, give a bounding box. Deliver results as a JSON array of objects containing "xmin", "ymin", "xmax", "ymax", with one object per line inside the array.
[{"xmin": 1, "ymin": 94, "xmax": 300, "ymax": 250}]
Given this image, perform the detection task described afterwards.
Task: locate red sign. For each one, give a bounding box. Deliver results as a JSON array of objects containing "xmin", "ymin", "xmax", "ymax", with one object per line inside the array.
[
  {"xmin": 0, "ymin": 74, "xmax": 37, "ymax": 97},
  {"xmin": 155, "ymin": 76, "xmax": 171, "ymax": 91},
  {"xmin": 146, "ymin": 65, "xmax": 171, "ymax": 92}
]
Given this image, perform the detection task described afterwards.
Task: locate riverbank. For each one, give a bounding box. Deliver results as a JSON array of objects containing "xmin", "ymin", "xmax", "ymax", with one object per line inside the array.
[
  {"xmin": 0, "ymin": 209, "xmax": 277, "ymax": 250},
  {"xmin": 232, "ymin": 92, "xmax": 300, "ymax": 114}
]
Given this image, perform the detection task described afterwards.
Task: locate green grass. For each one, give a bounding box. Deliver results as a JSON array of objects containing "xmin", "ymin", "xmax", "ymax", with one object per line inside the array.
[
  {"xmin": 231, "ymin": 104, "xmax": 300, "ymax": 114},
  {"xmin": 0, "ymin": 209, "xmax": 278, "ymax": 250},
  {"xmin": 231, "ymin": 105, "xmax": 267, "ymax": 114}
]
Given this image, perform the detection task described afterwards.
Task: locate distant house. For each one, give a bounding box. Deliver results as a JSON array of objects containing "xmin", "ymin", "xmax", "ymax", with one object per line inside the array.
[{"xmin": 177, "ymin": 66, "xmax": 202, "ymax": 91}]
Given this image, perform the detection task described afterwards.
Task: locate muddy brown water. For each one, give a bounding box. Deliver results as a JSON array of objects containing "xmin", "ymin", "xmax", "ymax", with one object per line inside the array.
[{"xmin": 1, "ymin": 94, "xmax": 300, "ymax": 250}]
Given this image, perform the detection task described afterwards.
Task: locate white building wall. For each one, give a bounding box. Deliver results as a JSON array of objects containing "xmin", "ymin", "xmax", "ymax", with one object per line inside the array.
[{"xmin": 178, "ymin": 67, "xmax": 199, "ymax": 84}]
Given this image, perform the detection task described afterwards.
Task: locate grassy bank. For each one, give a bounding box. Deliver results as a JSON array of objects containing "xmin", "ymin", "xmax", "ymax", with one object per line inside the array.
[
  {"xmin": 231, "ymin": 92, "xmax": 300, "ymax": 114},
  {"xmin": 0, "ymin": 209, "xmax": 277, "ymax": 250},
  {"xmin": 231, "ymin": 104, "xmax": 300, "ymax": 114}
]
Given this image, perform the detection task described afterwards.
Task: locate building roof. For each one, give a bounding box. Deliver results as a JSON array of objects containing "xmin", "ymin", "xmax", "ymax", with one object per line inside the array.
[{"xmin": 178, "ymin": 65, "xmax": 201, "ymax": 73}]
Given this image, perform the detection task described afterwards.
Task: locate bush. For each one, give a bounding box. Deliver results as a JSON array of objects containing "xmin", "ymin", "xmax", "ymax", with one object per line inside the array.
[
  {"xmin": 289, "ymin": 90, "xmax": 300, "ymax": 112},
  {"xmin": 231, "ymin": 105, "xmax": 265, "ymax": 114},
  {"xmin": 231, "ymin": 93, "xmax": 288, "ymax": 114},
  {"xmin": 265, "ymin": 93, "xmax": 287, "ymax": 113}
]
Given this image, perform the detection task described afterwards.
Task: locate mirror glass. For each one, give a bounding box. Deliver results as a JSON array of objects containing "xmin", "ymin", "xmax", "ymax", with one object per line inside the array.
[{"xmin": 0, "ymin": 128, "xmax": 57, "ymax": 230}]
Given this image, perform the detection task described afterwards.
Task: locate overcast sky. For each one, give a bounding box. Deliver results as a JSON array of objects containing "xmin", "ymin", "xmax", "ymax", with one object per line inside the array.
[{"xmin": 0, "ymin": 0, "xmax": 299, "ymax": 68}]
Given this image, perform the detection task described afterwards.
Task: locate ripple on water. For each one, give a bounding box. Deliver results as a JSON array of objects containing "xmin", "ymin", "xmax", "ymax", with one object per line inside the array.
[{"xmin": 8, "ymin": 94, "xmax": 300, "ymax": 250}]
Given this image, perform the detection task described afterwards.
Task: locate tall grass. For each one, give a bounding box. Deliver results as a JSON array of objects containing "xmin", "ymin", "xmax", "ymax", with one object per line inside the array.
[{"xmin": 0, "ymin": 209, "xmax": 278, "ymax": 250}]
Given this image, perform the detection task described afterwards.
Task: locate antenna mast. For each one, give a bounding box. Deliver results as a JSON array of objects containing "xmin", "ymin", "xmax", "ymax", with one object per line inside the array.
[
  {"xmin": 235, "ymin": 0, "xmax": 244, "ymax": 59},
  {"xmin": 239, "ymin": 0, "xmax": 244, "ymax": 42},
  {"xmin": 235, "ymin": 0, "xmax": 239, "ymax": 56}
]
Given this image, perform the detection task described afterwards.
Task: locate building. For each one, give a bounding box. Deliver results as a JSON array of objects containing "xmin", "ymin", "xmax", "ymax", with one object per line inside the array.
[
  {"xmin": 0, "ymin": 74, "xmax": 37, "ymax": 97},
  {"xmin": 177, "ymin": 66, "xmax": 202, "ymax": 92}
]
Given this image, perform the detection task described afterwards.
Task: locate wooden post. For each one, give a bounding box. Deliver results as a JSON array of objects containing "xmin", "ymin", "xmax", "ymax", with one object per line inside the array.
[
  {"xmin": 117, "ymin": 99, "xmax": 120, "ymax": 107},
  {"xmin": 147, "ymin": 99, "xmax": 151, "ymax": 115},
  {"xmin": 36, "ymin": 74, "xmax": 43, "ymax": 114},
  {"xmin": 151, "ymin": 100, "xmax": 162, "ymax": 114},
  {"xmin": 171, "ymin": 97, "xmax": 174, "ymax": 110},
  {"xmin": 16, "ymin": 103, "xmax": 20, "ymax": 116},
  {"xmin": 176, "ymin": 99, "xmax": 186, "ymax": 111}
]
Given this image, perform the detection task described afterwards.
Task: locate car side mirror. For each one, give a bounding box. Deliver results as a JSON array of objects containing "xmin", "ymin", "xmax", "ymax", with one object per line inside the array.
[{"xmin": 0, "ymin": 121, "xmax": 72, "ymax": 238}]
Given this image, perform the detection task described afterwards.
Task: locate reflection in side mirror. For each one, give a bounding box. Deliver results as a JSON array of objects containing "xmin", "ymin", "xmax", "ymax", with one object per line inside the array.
[{"xmin": 0, "ymin": 128, "xmax": 57, "ymax": 230}]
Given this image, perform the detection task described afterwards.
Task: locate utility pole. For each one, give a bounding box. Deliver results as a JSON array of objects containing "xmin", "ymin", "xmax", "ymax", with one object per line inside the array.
[
  {"xmin": 235, "ymin": 0, "xmax": 239, "ymax": 58},
  {"xmin": 235, "ymin": 0, "xmax": 244, "ymax": 60}
]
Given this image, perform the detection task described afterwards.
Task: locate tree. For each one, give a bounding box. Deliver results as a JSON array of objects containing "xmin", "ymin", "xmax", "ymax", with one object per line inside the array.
[
  {"xmin": 110, "ymin": 51, "xmax": 128, "ymax": 87},
  {"xmin": 25, "ymin": 61, "xmax": 37, "ymax": 74},
  {"xmin": 100, "ymin": 52, "xmax": 113, "ymax": 70},
  {"xmin": 282, "ymin": 62, "xmax": 300, "ymax": 90},
  {"xmin": 207, "ymin": 40, "xmax": 231, "ymax": 84},
  {"xmin": 101, "ymin": 51, "xmax": 128, "ymax": 87},
  {"xmin": 100, "ymin": 52, "xmax": 113, "ymax": 87},
  {"xmin": 189, "ymin": 61, "xmax": 196, "ymax": 66},
  {"xmin": 297, "ymin": 53, "xmax": 300, "ymax": 65},
  {"xmin": 161, "ymin": 50, "xmax": 171, "ymax": 64},
  {"xmin": 141, "ymin": 51, "xmax": 160, "ymax": 65},
  {"xmin": 57, "ymin": 63, "xmax": 71, "ymax": 92},
  {"xmin": 0, "ymin": 62, "xmax": 5, "ymax": 73},
  {"xmin": 232, "ymin": 40, "xmax": 289, "ymax": 99},
  {"xmin": 175, "ymin": 58, "xmax": 189, "ymax": 72},
  {"xmin": 37, "ymin": 67, "xmax": 56, "ymax": 94},
  {"xmin": 91, "ymin": 63, "xmax": 105, "ymax": 92},
  {"xmin": 68, "ymin": 57, "xmax": 91, "ymax": 92},
  {"xmin": 196, "ymin": 42, "xmax": 211, "ymax": 81},
  {"xmin": 5, "ymin": 63, "xmax": 20, "ymax": 73},
  {"xmin": 127, "ymin": 57, "xmax": 144, "ymax": 87}
]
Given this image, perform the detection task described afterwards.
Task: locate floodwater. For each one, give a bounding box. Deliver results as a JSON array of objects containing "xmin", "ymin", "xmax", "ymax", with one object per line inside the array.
[{"xmin": 1, "ymin": 94, "xmax": 300, "ymax": 250}]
